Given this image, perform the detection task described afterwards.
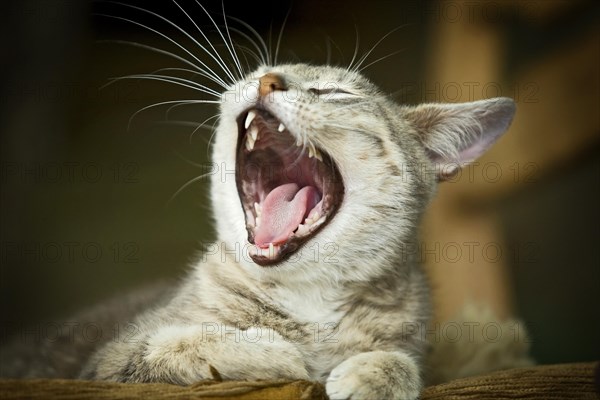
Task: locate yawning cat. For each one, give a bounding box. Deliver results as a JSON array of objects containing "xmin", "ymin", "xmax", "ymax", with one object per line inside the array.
[{"xmin": 77, "ymin": 63, "xmax": 516, "ymax": 399}]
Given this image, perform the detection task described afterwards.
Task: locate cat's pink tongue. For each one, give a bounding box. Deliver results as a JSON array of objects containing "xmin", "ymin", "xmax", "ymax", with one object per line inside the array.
[{"xmin": 254, "ymin": 183, "xmax": 319, "ymax": 247}]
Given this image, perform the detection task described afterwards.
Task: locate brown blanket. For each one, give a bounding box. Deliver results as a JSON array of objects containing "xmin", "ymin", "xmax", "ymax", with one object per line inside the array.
[{"xmin": 1, "ymin": 362, "xmax": 598, "ymax": 400}]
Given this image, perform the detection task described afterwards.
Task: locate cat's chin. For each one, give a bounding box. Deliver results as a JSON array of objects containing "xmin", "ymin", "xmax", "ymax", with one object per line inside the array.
[{"xmin": 234, "ymin": 108, "xmax": 344, "ymax": 267}]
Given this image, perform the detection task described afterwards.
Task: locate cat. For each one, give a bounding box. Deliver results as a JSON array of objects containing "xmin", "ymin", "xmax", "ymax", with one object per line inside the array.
[
  {"xmin": 0, "ymin": 9, "xmax": 517, "ymax": 400},
  {"xmin": 74, "ymin": 63, "xmax": 515, "ymax": 399}
]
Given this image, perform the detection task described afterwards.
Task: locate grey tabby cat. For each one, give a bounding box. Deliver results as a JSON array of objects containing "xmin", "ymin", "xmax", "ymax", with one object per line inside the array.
[
  {"xmin": 78, "ymin": 64, "xmax": 514, "ymax": 399},
  {"xmin": 1, "ymin": 12, "xmax": 517, "ymax": 400}
]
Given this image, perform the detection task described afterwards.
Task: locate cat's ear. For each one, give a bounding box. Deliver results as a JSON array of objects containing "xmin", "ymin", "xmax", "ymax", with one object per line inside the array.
[{"xmin": 404, "ymin": 97, "xmax": 516, "ymax": 181}]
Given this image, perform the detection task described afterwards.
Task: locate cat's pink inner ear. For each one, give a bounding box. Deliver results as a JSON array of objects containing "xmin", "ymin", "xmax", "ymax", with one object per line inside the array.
[{"xmin": 404, "ymin": 97, "xmax": 516, "ymax": 180}]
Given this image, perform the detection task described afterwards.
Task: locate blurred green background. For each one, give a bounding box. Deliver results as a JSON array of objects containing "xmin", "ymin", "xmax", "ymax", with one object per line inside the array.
[{"xmin": 1, "ymin": 0, "xmax": 598, "ymax": 366}]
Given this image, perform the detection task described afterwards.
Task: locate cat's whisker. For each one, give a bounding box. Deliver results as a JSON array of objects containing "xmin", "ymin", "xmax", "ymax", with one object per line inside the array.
[
  {"xmin": 228, "ymin": 17, "xmax": 270, "ymax": 66},
  {"xmin": 128, "ymin": 99, "xmax": 220, "ymax": 131},
  {"xmin": 214, "ymin": 43, "xmax": 261, "ymax": 73},
  {"xmin": 325, "ymin": 37, "xmax": 332, "ymax": 66},
  {"xmin": 107, "ymin": 74, "xmax": 221, "ymax": 97},
  {"xmin": 188, "ymin": 0, "xmax": 243, "ymax": 80},
  {"xmin": 170, "ymin": 0, "xmax": 239, "ymax": 82},
  {"xmin": 109, "ymin": 2, "xmax": 237, "ymax": 84},
  {"xmin": 346, "ymin": 25, "xmax": 361, "ymax": 72},
  {"xmin": 323, "ymin": 35, "xmax": 345, "ymax": 67},
  {"xmin": 95, "ymin": 13, "xmax": 230, "ymax": 88},
  {"xmin": 154, "ymin": 119, "xmax": 214, "ymax": 129},
  {"xmin": 167, "ymin": 171, "xmax": 213, "ymax": 207},
  {"xmin": 220, "ymin": 0, "xmax": 246, "ymax": 77},
  {"xmin": 172, "ymin": 150, "xmax": 211, "ymax": 169},
  {"xmin": 351, "ymin": 25, "xmax": 409, "ymax": 73},
  {"xmin": 229, "ymin": 27, "xmax": 268, "ymax": 66},
  {"xmin": 274, "ymin": 7, "xmax": 292, "ymax": 66},
  {"xmin": 236, "ymin": 45, "xmax": 262, "ymax": 71},
  {"xmin": 188, "ymin": 114, "xmax": 221, "ymax": 144},
  {"xmin": 358, "ymin": 49, "xmax": 406, "ymax": 73},
  {"xmin": 144, "ymin": 67, "xmax": 227, "ymax": 91},
  {"xmin": 96, "ymin": 40, "xmax": 227, "ymax": 88}
]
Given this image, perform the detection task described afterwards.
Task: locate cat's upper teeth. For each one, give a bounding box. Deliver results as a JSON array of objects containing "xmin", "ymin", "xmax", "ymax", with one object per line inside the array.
[
  {"xmin": 307, "ymin": 143, "xmax": 322, "ymax": 161},
  {"xmin": 245, "ymin": 111, "xmax": 256, "ymax": 129},
  {"xmin": 243, "ymin": 110, "xmax": 323, "ymax": 163}
]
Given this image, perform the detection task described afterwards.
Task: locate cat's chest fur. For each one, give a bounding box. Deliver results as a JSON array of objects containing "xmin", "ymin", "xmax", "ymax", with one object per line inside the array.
[{"xmin": 270, "ymin": 281, "xmax": 345, "ymax": 325}]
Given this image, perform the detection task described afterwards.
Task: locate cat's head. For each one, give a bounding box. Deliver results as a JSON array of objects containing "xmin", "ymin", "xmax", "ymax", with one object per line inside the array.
[{"xmin": 210, "ymin": 64, "xmax": 515, "ymax": 281}]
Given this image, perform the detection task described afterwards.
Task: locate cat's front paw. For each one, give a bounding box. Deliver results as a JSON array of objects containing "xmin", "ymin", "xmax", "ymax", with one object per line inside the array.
[{"xmin": 325, "ymin": 351, "xmax": 421, "ymax": 400}]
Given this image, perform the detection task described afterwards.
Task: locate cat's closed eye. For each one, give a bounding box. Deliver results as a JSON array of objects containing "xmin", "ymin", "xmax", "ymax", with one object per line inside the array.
[{"xmin": 307, "ymin": 86, "xmax": 356, "ymax": 100}]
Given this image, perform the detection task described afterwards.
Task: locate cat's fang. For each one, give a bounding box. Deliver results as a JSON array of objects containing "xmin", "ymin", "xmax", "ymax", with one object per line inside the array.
[
  {"xmin": 245, "ymin": 111, "xmax": 256, "ymax": 129},
  {"xmin": 278, "ymin": 123, "xmax": 285, "ymax": 132},
  {"xmin": 249, "ymin": 125, "xmax": 259, "ymax": 141},
  {"xmin": 246, "ymin": 135, "xmax": 255, "ymax": 151}
]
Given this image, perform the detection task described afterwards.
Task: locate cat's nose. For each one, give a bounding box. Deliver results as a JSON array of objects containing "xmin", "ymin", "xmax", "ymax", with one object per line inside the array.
[{"xmin": 259, "ymin": 73, "xmax": 287, "ymax": 97}]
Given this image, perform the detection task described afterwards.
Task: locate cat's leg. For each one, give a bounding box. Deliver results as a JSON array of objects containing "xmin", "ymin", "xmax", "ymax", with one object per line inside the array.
[
  {"xmin": 80, "ymin": 324, "xmax": 308, "ymax": 384},
  {"xmin": 325, "ymin": 350, "xmax": 421, "ymax": 400}
]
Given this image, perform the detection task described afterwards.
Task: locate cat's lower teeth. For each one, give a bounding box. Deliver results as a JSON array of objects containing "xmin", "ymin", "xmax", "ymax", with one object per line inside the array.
[
  {"xmin": 295, "ymin": 223, "xmax": 309, "ymax": 236},
  {"xmin": 305, "ymin": 213, "xmax": 317, "ymax": 226},
  {"xmin": 248, "ymin": 243, "xmax": 280, "ymax": 259},
  {"xmin": 293, "ymin": 212, "xmax": 324, "ymax": 237}
]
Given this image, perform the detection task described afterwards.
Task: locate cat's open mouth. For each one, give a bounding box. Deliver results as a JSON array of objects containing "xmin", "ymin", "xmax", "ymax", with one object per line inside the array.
[{"xmin": 235, "ymin": 109, "xmax": 344, "ymax": 266}]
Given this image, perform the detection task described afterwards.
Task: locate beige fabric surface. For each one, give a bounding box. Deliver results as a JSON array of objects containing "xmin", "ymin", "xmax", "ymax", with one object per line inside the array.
[{"xmin": 0, "ymin": 362, "xmax": 597, "ymax": 400}]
